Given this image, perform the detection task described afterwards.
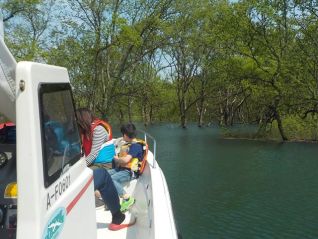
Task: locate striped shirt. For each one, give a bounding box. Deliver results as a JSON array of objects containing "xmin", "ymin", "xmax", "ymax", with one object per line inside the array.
[{"xmin": 85, "ymin": 125, "xmax": 109, "ymax": 166}]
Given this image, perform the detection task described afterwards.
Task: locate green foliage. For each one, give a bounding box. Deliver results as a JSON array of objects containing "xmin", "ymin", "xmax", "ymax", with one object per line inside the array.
[
  {"xmin": 1, "ymin": 0, "xmax": 318, "ymax": 141},
  {"xmin": 118, "ymin": 25, "xmax": 142, "ymax": 46},
  {"xmin": 269, "ymin": 116, "xmax": 318, "ymax": 141}
]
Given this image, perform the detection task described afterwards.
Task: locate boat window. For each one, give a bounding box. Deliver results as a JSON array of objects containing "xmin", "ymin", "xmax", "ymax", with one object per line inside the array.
[{"xmin": 39, "ymin": 83, "xmax": 81, "ymax": 187}]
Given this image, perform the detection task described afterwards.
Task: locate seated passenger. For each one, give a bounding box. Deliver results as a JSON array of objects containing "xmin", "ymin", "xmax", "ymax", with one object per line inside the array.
[
  {"xmin": 109, "ymin": 123, "xmax": 144, "ymax": 212},
  {"xmin": 93, "ymin": 168, "xmax": 136, "ymax": 230},
  {"xmin": 76, "ymin": 108, "xmax": 115, "ymax": 169}
]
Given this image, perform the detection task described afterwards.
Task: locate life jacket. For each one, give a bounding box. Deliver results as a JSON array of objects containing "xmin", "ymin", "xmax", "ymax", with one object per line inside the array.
[
  {"xmin": 82, "ymin": 119, "xmax": 112, "ymax": 156},
  {"xmin": 119, "ymin": 139, "xmax": 148, "ymax": 177}
]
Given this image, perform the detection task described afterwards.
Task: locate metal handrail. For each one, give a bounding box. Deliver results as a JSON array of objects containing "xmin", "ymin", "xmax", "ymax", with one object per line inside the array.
[
  {"xmin": 0, "ymin": 13, "xmax": 3, "ymax": 40},
  {"xmin": 138, "ymin": 129, "xmax": 156, "ymax": 168}
]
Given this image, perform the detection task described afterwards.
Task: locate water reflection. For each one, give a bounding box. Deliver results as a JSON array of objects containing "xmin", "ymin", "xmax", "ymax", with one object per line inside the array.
[{"xmin": 145, "ymin": 124, "xmax": 318, "ymax": 239}]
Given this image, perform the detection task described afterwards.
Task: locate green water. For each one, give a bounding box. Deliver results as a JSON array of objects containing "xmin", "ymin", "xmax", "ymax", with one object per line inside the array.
[{"xmin": 144, "ymin": 124, "xmax": 318, "ymax": 239}]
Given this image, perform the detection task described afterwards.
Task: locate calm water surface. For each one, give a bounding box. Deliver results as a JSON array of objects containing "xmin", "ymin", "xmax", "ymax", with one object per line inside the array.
[{"xmin": 143, "ymin": 124, "xmax": 318, "ymax": 239}]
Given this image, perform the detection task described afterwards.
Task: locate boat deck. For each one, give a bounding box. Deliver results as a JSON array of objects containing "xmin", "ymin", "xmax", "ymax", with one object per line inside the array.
[
  {"xmin": 96, "ymin": 207, "xmax": 137, "ymax": 238},
  {"xmin": 95, "ymin": 151, "xmax": 177, "ymax": 239},
  {"xmin": 96, "ymin": 179, "xmax": 150, "ymax": 239}
]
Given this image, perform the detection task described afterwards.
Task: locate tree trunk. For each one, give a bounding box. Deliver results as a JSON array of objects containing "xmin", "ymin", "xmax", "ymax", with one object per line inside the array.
[
  {"xmin": 275, "ymin": 112, "xmax": 288, "ymax": 141},
  {"xmin": 119, "ymin": 108, "xmax": 124, "ymax": 124},
  {"xmin": 149, "ymin": 105, "xmax": 153, "ymax": 125},
  {"xmin": 142, "ymin": 104, "xmax": 150, "ymax": 127},
  {"xmin": 180, "ymin": 114, "xmax": 187, "ymax": 128},
  {"xmin": 128, "ymin": 97, "xmax": 133, "ymax": 122},
  {"xmin": 219, "ymin": 104, "xmax": 225, "ymax": 126},
  {"xmin": 179, "ymin": 95, "xmax": 187, "ymax": 128},
  {"xmin": 198, "ymin": 111, "xmax": 204, "ymax": 128},
  {"xmin": 196, "ymin": 99, "xmax": 205, "ymax": 127}
]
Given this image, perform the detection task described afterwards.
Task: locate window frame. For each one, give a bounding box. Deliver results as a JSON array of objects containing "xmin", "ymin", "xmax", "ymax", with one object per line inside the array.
[{"xmin": 38, "ymin": 83, "xmax": 81, "ymax": 188}]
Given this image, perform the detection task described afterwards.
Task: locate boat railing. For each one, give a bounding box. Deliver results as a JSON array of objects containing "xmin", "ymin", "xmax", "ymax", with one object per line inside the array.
[
  {"xmin": 138, "ymin": 129, "xmax": 157, "ymax": 169},
  {"xmin": 0, "ymin": 13, "xmax": 4, "ymax": 40}
]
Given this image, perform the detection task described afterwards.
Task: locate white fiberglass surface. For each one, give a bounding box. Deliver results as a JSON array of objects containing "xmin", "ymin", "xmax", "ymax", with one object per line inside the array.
[
  {"xmin": 96, "ymin": 159, "xmax": 154, "ymax": 239},
  {"xmin": 96, "ymin": 179, "xmax": 149, "ymax": 239},
  {"xmin": 96, "ymin": 152, "xmax": 177, "ymax": 239}
]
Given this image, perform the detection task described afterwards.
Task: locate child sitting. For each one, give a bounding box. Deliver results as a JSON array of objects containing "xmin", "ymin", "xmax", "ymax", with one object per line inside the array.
[{"xmin": 108, "ymin": 123, "xmax": 144, "ymax": 211}]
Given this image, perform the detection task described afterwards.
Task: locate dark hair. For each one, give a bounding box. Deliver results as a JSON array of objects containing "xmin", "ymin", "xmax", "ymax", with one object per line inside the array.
[
  {"xmin": 120, "ymin": 123, "xmax": 137, "ymax": 139},
  {"xmin": 76, "ymin": 108, "xmax": 95, "ymax": 139}
]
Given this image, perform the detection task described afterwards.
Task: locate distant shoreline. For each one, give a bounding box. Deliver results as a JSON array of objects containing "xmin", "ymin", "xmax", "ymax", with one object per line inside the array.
[{"xmin": 222, "ymin": 136, "xmax": 318, "ymax": 144}]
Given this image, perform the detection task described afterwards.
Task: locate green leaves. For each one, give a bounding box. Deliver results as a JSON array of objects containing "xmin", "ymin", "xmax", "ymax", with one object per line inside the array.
[{"xmin": 1, "ymin": 0, "xmax": 317, "ymax": 139}]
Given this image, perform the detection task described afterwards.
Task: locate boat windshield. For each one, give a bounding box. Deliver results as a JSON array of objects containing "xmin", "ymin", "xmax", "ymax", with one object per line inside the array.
[{"xmin": 39, "ymin": 83, "xmax": 81, "ymax": 187}]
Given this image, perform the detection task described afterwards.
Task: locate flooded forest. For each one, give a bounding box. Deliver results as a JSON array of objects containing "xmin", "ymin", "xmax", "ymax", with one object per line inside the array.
[{"xmin": 1, "ymin": 0, "xmax": 318, "ymax": 141}]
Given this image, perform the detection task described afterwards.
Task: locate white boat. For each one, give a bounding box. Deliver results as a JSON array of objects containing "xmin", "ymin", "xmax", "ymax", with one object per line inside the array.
[{"xmin": 0, "ymin": 15, "xmax": 178, "ymax": 239}]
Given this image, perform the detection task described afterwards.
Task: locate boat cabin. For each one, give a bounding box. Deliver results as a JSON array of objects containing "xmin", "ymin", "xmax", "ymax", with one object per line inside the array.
[{"xmin": 0, "ymin": 16, "xmax": 178, "ymax": 239}]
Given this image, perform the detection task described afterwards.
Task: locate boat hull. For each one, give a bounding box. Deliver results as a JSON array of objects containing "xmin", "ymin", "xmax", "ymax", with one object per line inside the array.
[{"xmin": 96, "ymin": 150, "xmax": 177, "ymax": 239}]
